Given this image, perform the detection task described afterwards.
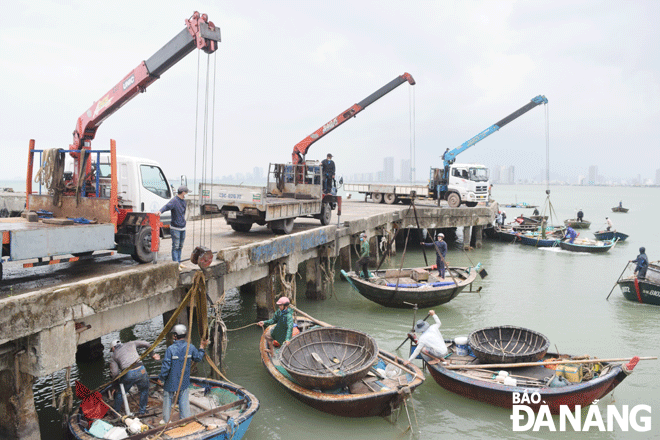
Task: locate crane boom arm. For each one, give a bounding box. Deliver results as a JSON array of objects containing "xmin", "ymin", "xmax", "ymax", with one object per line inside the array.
[
  {"xmin": 443, "ymin": 95, "xmax": 548, "ymax": 165},
  {"xmin": 69, "ymin": 11, "xmax": 221, "ymax": 155},
  {"xmin": 291, "ymin": 73, "xmax": 415, "ymax": 164}
]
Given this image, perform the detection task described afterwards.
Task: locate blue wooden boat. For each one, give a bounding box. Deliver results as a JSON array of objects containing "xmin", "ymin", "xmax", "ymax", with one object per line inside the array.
[
  {"xmin": 559, "ymin": 239, "xmax": 616, "ymax": 253},
  {"xmin": 68, "ymin": 376, "xmax": 259, "ymax": 440},
  {"xmin": 593, "ymin": 230, "xmax": 629, "ymax": 242}
]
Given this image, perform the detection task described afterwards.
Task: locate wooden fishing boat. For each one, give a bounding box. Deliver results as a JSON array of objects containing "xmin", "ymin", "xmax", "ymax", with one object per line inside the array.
[
  {"xmin": 260, "ymin": 316, "xmax": 424, "ymax": 417},
  {"xmin": 69, "ymin": 376, "xmax": 259, "ymax": 440},
  {"xmin": 516, "ymin": 229, "xmax": 563, "ymax": 247},
  {"xmin": 611, "ymin": 206, "xmax": 629, "ymax": 213},
  {"xmin": 564, "ymin": 219, "xmax": 591, "ymax": 229},
  {"xmin": 617, "ymin": 262, "xmax": 660, "ymax": 306},
  {"xmin": 495, "ymin": 226, "xmax": 520, "ymax": 242},
  {"xmin": 419, "ymin": 339, "xmax": 638, "ymax": 414},
  {"xmin": 469, "ymin": 326, "xmax": 550, "ymax": 364},
  {"xmin": 559, "ymin": 238, "xmax": 615, "ymax": 253},
  {"xmin": 593, "ymin": 230, "xmax": 629, "ymax": 241},
  {"xmin": 341, "ymin": 265, "xmax": 478, "ymax": 309},
  {"xmin": 279, "ymin": 327, "xmax": 379, "ymax": 390}
]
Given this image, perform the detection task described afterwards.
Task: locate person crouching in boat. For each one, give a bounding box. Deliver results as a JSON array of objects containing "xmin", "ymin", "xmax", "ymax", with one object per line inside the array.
[
  {"xmin": 406, "ymin": 310, "xmax": 447, "ymax": 364},
  {"xmin": 258, "ymin": 296, "xmax": 294, "ymax": 356},
  {"xmin": 110, "ymin": 339, "xmax": 160, "ymax": 416},
  {"xmin": 421, "ymin": 233, "xmax": 448, "ymax": 278},
  {"xmin": 563, "ymin": 227, "xmax": 578, "ymax": 243}
]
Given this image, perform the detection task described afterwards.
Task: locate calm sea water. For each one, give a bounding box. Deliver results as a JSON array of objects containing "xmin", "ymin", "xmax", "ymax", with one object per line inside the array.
[{"xmin": 32, "ymin": 184, "xmax": 659, "ymax": 439}]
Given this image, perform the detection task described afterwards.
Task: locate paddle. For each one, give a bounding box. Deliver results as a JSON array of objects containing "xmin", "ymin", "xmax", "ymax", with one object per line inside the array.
[
  {"xmin": 606, "ymin": 261, "xmax": 630, "ymax": 300},
  {"xmin": 444, "ymin": 356, "xmax": 656, "ymax": 370},
  {"xmin": 311, "ymin": 352, "xmax": 342, "ymax": 376}
]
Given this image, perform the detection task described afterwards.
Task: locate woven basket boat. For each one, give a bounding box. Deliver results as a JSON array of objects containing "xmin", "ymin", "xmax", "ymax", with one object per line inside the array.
[
  {"xmin": 468, "ymin": 326, "xmax": 550, "ymax": 364},
  {"xmin": 279, "ymin": 327, "xmax": 378, "ymax": 390}
]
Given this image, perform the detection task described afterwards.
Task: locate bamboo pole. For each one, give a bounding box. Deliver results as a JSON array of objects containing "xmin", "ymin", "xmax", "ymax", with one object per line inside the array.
[{"xmin": 444, "ymin": 356, "xmax": 656, "ymax": 370}]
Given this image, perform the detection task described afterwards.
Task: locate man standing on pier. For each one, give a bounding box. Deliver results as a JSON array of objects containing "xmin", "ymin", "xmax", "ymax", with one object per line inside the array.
[
  {"xmin": 421, "ymin": 233, "xmax": 448, "ymax": 279},
  {"xmin": 158, "ymin": 185, "xmax": 189, "ymax": 269}
]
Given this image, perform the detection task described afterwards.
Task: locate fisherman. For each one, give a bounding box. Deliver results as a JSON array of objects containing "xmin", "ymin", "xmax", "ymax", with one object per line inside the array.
[
  {"xmin": 355, "ymin": 232, "xmax": 372, "ymax": 279},
  {"xmin": 495, "ymin": 211, "xmax": 503, "ymax": 227},
  {"xmin": 158, "ymin": 324, "xmax": 208, "ymax": 424},
  {"xmin": 421, "ymin": 232, "xmax": 448, "ymax": 278},
  {"xmin": 577, "ymin": 209, "xmax": 584, "ymax": 223},
  {"xmin": 631, "ymin": 247, "xmax": 649, "ymax": 280},
  {"xmin": 109, "ymin": 339, "xmax": 160, "ymax": 416},
  {"xmin": 406, "ymin": 310, "xmax": 447, "ymax": 363},
  {"xmin": 321, "ymin": 153, "xmax": 335, "ymax": 194},
  {"xmin": 605, "ymin": 217, "xmax": 614, "ymax": 231},
  {"xmin": 258, "ymin": 297, "xmax": 295, "ymax": 356},
  {"xmin": 532, "ymin": 207, "xmax": 540, "ymax": 216},
  {"xmin": 563, "ymin": 226, "xmax": 578, "ymax": 243},
  {"xmin": 619, "ymin": 201, "xmax": 623, "ymax": 208}
]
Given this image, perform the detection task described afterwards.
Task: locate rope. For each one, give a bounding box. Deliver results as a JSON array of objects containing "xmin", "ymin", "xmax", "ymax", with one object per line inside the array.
[
  {"xmin": 319, "ymin": 254, "xmax": 338, "ymax": 300},
  {"xmin": 278, "ymin": 263, "xmax": 296, "ymax": 304},
  {"xmin": 225, "ymin": 322, "xmax": 260, "ymax": 332}
]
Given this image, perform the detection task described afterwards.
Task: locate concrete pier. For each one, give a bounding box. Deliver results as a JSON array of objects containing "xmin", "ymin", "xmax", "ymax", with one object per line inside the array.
[{"xmin": 0, "ymin": 199, "xmax": 496, "ymax": 438}]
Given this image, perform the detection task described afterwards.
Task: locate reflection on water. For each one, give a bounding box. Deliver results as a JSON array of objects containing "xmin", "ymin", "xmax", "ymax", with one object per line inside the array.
[{"xmin": 34, "ymin": 185, "xmax": 660, "ymax": 439}]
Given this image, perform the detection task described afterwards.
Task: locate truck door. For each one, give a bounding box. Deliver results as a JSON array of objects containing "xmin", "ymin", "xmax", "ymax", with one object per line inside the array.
[{"xmin": 138, "ymin": 164, "xmax": 172, "ymax": 225}]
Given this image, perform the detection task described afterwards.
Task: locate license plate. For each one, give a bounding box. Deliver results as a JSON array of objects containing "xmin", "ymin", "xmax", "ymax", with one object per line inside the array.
[{"xmin": 228, "ymin": 212, "xmax": 237, "ymax": 219}]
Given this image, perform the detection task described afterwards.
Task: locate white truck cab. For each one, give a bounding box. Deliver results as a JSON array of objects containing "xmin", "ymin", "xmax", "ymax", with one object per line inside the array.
[{"xmin": 446, "ymin": 163, "xmax": 490, "ymax": 207}]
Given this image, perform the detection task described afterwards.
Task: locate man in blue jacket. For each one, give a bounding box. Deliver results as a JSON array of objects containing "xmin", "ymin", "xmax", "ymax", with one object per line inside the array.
[
  {"xmin": 157, "ymin": 324, "xmax": 208, "ymax": 423},
  {"xmin": 421, "ymin": 233, "xmax": 448, "ymax": 278},
  {"xmin": 631, "ymin": 247, "xmax": 649, "ymax": 280},
  {"xmin": 158, "ymin": 186, "xmax": 189, "ymax": 268}
]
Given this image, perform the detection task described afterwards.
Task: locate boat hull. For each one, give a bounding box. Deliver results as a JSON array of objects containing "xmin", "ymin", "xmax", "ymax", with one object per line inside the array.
[
  {"xmin": 611, "ymin": 207, "xmax": 629, "ymax": 213},
  {"xmin": 68, "ymin": 377, "xmax": 259, "ymax": 440},
  {"xmin": 559, "ymin": 240, "xmax": 614, "ymax": 253},
  {"xmin": 342, "ymin": 266, "xmax": 478, "ymax": 309},
  {"xmin": 593, "ymin": 230, "xmax": 629, "ymax": 241},
  {"xmin": 260, "ymin": 322, "xmax": 424, "ymax": 417},
  {"xmin": 618, "ymin": 277, "xmax": 660, "ymax": 306},
  {"xmin": 518, "ymin": 234, "xmax": 559, "ymax": 247},
  {"xmin": 423, "ymin": 352, "xmax": 630, "ymax": 414}
]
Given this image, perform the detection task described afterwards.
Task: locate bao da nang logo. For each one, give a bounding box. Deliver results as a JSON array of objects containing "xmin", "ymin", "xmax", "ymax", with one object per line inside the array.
[
  {"xmin": 511, "ymin": 393, "xmax": 651, "ymax": 432},
  {"xmin": 510, "ymin": 355, "xmax": 652, "ymax": 432}
]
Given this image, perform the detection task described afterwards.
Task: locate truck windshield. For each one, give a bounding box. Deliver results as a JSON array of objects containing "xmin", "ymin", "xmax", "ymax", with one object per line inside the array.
[
  {"xmin": 469, "ymin": 168, "xmax": 489, "ymax": 182},
  {"xmin": 140, "ymin": 165, "xmax": 171, "ymax": 199}
]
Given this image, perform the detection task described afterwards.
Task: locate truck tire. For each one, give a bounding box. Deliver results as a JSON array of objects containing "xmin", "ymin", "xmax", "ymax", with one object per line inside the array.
[
  {"xmin": 465, "ymin": 202, "xmax": 478, "ymax": 207},
  {"xmin": 269, "ymin": 218, "xmax": 295, "ymax": 235},
  {"xmin": 384, "ymin": 193, "xmax": 397, "ymax": 204},
  {"xmin": 132, "ymin": 226, "xmax": 155, "ymax": 263},
  {"xmin": 229, "ymin": 222, "xmax": 252, "ymax": 232},
  {"xmin": 446, "ymin": 192, "xmax": 461, "ymax": 208},
  {"xmin": 372, "ymin": 193, "xmax": 384, "ymax": 204},
  {"xmin": 320, "ymin": 203, "xmax": 332, "ymax": 225}
]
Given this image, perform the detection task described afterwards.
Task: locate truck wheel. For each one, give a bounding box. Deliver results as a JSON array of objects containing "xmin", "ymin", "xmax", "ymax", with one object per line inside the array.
[
  {"xmin": 230, "ymin": 222, "xmax": 252, "ymax": 232},
  {"xmin": 372, "ymin": 193, "xmax": 384, "ymax": 204},
  {"xmin": 269, "ymin": 218, "xmax": 295, "ymax": 234},
  {"xmin": 465, "ymin": 202, "xmax": 478, "ymax": 207},
  {"xmin": 447, "ymin": 192, "xmax": 461, "ymax": 208},
  {"xmin": 384, "ymin": 193, "xmax": 397, "ymax": 204},
  {"xmin": 320, "ymin": 203, "xmax": 332, "ymax": 225},
  {"xmin": 132, "ymin": 226, "xmax": 155, "ymax": 263}
]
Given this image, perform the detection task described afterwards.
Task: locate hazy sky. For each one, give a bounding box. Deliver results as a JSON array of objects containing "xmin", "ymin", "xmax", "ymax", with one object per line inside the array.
[{"xmin": 1, "ymin": 1, "xmax": 658, "ymax": 185}]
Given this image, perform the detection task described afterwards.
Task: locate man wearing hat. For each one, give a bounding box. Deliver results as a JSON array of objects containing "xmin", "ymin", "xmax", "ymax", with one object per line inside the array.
[
  {"xmin": 109, "ymin": 338, "xmax": 160, "ymax": 416},
  {"xmin": 421, "ymin": 232, "xmax": 448, "ymax": 278},
  {"xmin": 258, "ymin": 296, "xmax": 294, "ymax": 356},
  {"xmin": 407, "ymin": 310, "xmax": 447, "ymax": 362},
  {"xmin": 158, "ymin": 185, "xmax": 189, "ymax": 268},
  {"xmin": 321, "ymin": 153, "xmax": 335, "ymax": 194}
]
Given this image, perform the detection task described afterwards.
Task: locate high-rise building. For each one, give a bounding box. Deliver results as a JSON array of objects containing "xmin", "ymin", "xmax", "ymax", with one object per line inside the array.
[
  {"xmin": 506, "ymin": 166, "xmax": 515, "ymax": 184},
  {"xmin": 383, "ymin": 157, "xmax": 394, "ymax": 182},
  {"xmin": 588, "ymin": 166, "xmax": 597, "ymax": 185},
  {"xmin": 491, "ymin": 166, "xmax": 501, "ymax": 183},
  {"xmin": 400, "ymin": 159, "xmax": 411, "ymax": 183}
]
